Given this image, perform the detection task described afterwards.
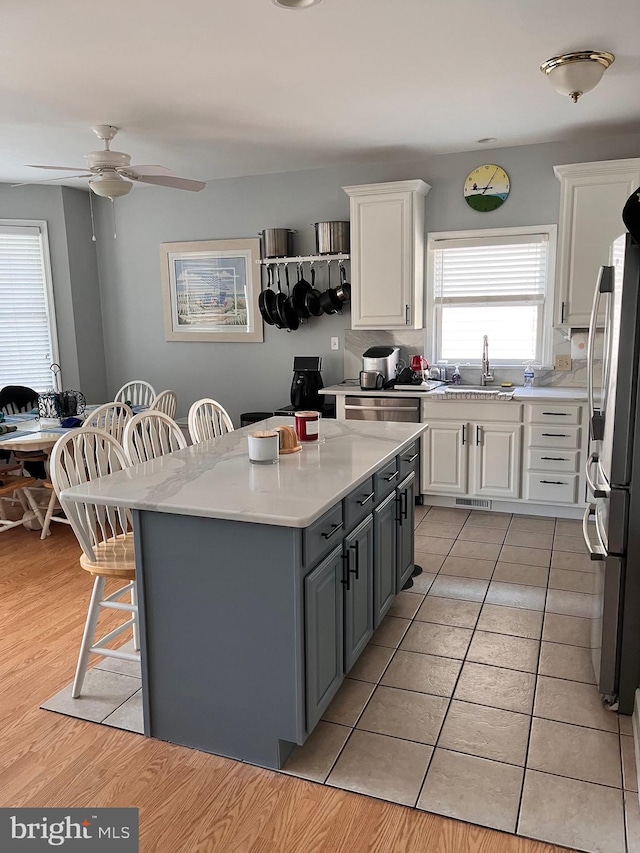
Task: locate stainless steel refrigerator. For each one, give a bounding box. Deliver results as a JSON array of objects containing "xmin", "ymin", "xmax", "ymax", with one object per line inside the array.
[{"xmin": 586, "ymin": 232, "xmax": 640, "ymax": 714}]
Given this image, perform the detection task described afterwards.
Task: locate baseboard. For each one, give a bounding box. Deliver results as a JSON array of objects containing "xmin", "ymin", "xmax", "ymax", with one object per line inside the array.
[{"xmin": 420, "ymin": 494, "xmax": 585, "ymax": 519}]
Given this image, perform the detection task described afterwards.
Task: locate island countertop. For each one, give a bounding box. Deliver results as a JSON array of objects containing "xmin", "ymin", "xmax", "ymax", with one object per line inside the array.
[
  {"xmin": 321, "ymin": 383, "xmax": 589, "ymax": 402},
  {"xmin": 60, "ymin": 417, "xmax": 426, "ymax": 528}
]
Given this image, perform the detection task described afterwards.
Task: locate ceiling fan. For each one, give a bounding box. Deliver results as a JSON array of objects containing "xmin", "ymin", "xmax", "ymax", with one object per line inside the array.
[{"xmin": 17, "ymin": 125, "xmax": 206, "ymax": 199}]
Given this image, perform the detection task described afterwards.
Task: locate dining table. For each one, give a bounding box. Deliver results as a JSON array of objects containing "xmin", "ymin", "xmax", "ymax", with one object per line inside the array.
[{"xmin": 0, "ymin": 415, "xmax": 76, "ymax": 453}]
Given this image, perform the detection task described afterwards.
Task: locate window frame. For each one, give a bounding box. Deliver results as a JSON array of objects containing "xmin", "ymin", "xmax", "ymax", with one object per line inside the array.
[
  {"xmin": 426, "ymin": 224, "xmax": 557, "ymax": 369},
  {"xmin": 0, "ymin": 219, "xmax": 60, "ymax": 391}
]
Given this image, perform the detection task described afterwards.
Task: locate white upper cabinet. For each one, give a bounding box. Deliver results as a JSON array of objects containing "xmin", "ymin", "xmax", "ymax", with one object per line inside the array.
[
  {"xmin": 554, "ymin": 159, "xmax": 640, "ymax": 328},
  {"xmin": 342, "ymin": 180, "xmax": 430, "ymax": 329}
]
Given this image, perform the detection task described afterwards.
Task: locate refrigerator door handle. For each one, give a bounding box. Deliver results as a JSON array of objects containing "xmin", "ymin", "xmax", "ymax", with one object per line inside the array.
[
  {"xmin": 587, "ymin": 266, "xmax": 614, "ymax": 442},
  {"xmin": 582, "ymin": 504, "xmax": 606, "ymax": 560},
  {"xmin": 585, "ymin": 452, "xmax": 609, "ymax": 498}
]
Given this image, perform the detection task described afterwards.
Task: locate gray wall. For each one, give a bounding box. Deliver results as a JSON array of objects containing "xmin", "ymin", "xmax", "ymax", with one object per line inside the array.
[
  {"xmin": 94, "ymin": 131, "xmax": 640, "ymax": 422},
  {"xmin": 0, "ymin": 183, "xmax": 106, "ymax": 401}
]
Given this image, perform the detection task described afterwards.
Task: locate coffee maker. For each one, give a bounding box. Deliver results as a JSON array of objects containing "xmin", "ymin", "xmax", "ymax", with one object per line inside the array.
[{"xmin": 290, "ymin": 356, "xmax": 324, "ymax": 410}]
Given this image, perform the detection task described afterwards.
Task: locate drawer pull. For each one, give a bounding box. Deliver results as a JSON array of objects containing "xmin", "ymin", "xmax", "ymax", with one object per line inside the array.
[
  {"xmin": 539, "ymin": 479, "xmax": 566, "ymax": 485},
  {"xmin": 403, "ymin": 452, "xmax": 419, "ymax": 463},
  {"xmin": 384, "ymin": 471, "xmax": 399, "ymax": 482},
  {"xmin": 541, "ymin": 433, "xmax": 567, "ymax": 437},
  {"xmin": 322, "ymin": 522, "xmax": 343, "ymax": 540},
  {"xmin": 357, "ymin": 491, "xmax": 375, "ymax": 506},
  {"xmin": 542, "ymin": 412, "xmax": 569, "ymax": 416},
  {"xmin": 541, "ymin": 456, "xmax": 567, "ymax": 461}
]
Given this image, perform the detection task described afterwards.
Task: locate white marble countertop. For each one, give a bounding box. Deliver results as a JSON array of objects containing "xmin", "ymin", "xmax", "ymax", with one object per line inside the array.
[
  {"xmin": 322, "ymin": 383, "xmax": 588, "ymax": 402},
  {"xmin": 60, "ymin": 417, "xmax": 426, "ymax": 528}
]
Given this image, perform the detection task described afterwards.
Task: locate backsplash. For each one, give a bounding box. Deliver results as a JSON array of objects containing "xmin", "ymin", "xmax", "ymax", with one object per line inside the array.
[{"xmin": 344, "ymin": 328, "xmax": 602, "ymax": 388}]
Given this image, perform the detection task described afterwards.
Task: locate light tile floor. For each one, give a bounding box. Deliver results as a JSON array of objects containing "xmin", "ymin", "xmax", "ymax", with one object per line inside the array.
[
  {"xmin": 41, "ymin": 506, "xmax": 639, "ymax": 852},
  {"xmin": 283, "ymin": 506, "xmax": 638, "ymax": 853}
]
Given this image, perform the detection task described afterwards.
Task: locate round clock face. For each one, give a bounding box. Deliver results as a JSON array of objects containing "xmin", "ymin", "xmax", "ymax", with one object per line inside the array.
[{"xmin": 464, "ymin": 164, "xmax": 510, "ymax": 212}]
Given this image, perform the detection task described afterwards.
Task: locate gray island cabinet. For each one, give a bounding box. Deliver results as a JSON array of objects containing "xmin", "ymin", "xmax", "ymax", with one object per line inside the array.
[{"xmin": 61, "ymin": 418, "xmax": 426, "ymax": 770}]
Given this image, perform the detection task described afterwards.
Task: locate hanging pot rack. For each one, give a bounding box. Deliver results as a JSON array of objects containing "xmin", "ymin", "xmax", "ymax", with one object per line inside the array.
[{"xmin": 256, "ymin": 253, "xmax": 349, "ymax": 266}]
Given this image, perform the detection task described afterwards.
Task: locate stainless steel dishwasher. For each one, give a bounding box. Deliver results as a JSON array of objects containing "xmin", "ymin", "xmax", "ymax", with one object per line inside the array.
[{"xmin": 344, "ymin": 395, "xmax": 420, "ymax": 422}]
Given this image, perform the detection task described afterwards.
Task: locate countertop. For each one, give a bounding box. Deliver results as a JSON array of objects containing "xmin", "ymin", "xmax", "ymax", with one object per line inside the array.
[
  {"xmin": 60, "ymin": 417, "xmax": 426, "ymax": 528},
  {"xmin": 321, "ymin": 383, "xmax": 589, "ymax": 402}
]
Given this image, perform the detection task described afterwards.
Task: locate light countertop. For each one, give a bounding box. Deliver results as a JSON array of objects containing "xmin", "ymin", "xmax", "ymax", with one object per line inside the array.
[
  {"xmin": 321, "ymin": 384, "xmax": 589, "ymax": 402},
  {"xmin": 60, "ymin": 417, "xmax": 426, "ymax": 528}
]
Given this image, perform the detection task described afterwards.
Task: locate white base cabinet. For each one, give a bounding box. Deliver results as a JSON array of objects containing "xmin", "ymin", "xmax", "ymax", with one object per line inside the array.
[
  {"xmin": 342, "ymin": 180, "xmax": 431, "ymax": 329},
  {"xmin": 554, "ymin": 158, "xmax": 640, "ymax": 328},
  {"xmin": 474, "ymin": 423, "xmax": 522, "ymax": 499}
]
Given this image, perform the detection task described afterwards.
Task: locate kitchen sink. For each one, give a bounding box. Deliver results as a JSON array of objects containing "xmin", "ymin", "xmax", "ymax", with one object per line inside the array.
[{"xmin": 443, "ymin": 386, "xmax": 516, "ymax": 399}]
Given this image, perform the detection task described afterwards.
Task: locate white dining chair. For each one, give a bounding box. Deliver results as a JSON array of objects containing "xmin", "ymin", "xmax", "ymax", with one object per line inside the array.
[
  {"xmin": 114, "ymin": 380, "xmax": 156, "ymax": 408},
  {"xmin": 87, "ymin": 401, "xmax": 133, "ymax": 444},
  {"xmin": 122, "ymin": 410, "xmax": 187, "ymax": 465},
  {"xmin": 52, "ymin": 427, "xmax": 139, "ymax": 698},
  {"xmin": 149, "ymin": 390, "xmax": 177, "ymax": 420},
  {"xmin": 188, "ymin": 398, "xmax": 234, "ymax": 444}
]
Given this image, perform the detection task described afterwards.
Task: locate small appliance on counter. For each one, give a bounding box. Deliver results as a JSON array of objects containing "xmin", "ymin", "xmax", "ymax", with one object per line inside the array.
[
  {"xmin": 290, "ymin": 356, "xmax": 324, "ymax": 410},
  {"xmin": 362, "ymin": 346, "xmax": 401, "ymax": 382}
]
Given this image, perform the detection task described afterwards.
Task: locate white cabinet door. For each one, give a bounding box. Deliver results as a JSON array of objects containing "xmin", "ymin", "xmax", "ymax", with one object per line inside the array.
[
  {"xmin": 472, "ymin": 423, "xmax": 522, "ymax": 499},
  {"xmin": 554, "ymin": 159, "xmax": 640, "ymax": 328},
  {"xmin": 421, "ymin": 421, "xmax": 468, "ymax": 495},
  {"xmin": 343, "ymin": 180, "xmax": 430, "ymax": 330}
]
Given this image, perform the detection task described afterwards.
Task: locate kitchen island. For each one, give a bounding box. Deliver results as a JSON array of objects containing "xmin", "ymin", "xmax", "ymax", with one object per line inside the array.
[{"xmin": 61, "ymin": 417, "xmax": 426, "ymax": 769}]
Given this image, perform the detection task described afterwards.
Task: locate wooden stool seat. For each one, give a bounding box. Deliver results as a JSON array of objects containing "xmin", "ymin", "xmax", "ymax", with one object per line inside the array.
[
  {"xmin": 0, "ymin": 474, "xmax": 38, "ymax": 496},
  {"xmin": 79, "ymin": 533, "xmax": 136, "ymax": 580}
]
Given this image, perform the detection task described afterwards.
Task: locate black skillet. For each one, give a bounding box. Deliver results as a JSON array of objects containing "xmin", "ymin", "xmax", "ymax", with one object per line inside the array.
[
  {"xmin": 291, "ymin": 263, "xmax": 311, "ymax": 319},
  {"xmin": 258, "ymin": 265, "xmax": 276, "ymax": 326},
  {"xmin": 272, "ymin": 265, "xmax": 288, "ymax": 328},
  {"xmin": 280, "ymin": 266, "xmax": 299, "ymax": 331},
  {"xmin": 305, "ymin": 266, "xmax": 323, "ymax": 317},
  {"xmin": 319, "ymin": 262, "xmax": 343, "ymax": 315}
]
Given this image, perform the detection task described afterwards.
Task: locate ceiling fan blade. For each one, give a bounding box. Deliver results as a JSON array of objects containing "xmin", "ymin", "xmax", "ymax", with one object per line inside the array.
[
  {"xmin": 25, "ymin": 164, "xmax": 88, "ymax": 171},
  {"xmin": 12, "ymin": 174, "xmax": 92, "ymax": 187},
  {"xmin": 132, "ymin": 174, "xmax": 205, "ymax": 192},
  {"xmin": 125, "ymin": 164, "xmax": 175, "ymax": 177}
]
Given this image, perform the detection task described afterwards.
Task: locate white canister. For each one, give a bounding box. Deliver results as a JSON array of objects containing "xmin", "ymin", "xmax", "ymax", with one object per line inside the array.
[{"xmin": 247, "ymin": 430, "xmax": 279, "ymax": 464}]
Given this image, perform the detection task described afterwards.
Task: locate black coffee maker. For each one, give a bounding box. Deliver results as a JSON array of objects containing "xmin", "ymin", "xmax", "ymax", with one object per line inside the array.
[{"xmin": 290, "ymin": 356, "xmax": 324, "ymax": 410}]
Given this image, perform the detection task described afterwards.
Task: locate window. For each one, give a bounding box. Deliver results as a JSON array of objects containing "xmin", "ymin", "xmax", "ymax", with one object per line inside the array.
[
  {"xmin": 427, "ymin": 225, "xmax": 557, "ymax": 367},
  {"xmin": 0, "ymin": 221, "xmax": 59, "ymax": 391}
]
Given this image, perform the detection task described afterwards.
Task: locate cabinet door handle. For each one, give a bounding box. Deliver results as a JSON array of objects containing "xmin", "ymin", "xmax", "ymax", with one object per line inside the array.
[
  {"xmin": 341, "ymin": 552, "xmax": 350, "ymax": 589},
  {"xmin": 541, "ymin": 433, "xmax": 567, "ymax": 437},
  {"xmin": 541, "ymin": 456, "xmax": 567, "ymax": 461},
  {"xmin": 322, "ymin": 522, "xmax": 343, "ymax": 540},
  {"xmin": 405, "ymin": 304, "xmax": 410, "ymax": 324},
  {"xmin": 396, "ymin": 493, "xmax": 403, "ymax": 525},
  {"xmin": 542, "ymin": 412, "xmax": 569, "ymax": 416},
  {"xmin": 561, "ymin": 301, "xmax": 566, "ymax": 324},
  {"xmin": 384, "ymin": 470, "xmax": 399, "ymax": 482},
  {"xmin": 358, "ymin": 491, "xmax": 375, "ymax": 506},
  {"xmin": 402, "ymin": 490, "xmax": 408, "ymax": 520},
  {"xmin": 349, "ymin": 540, "xmax": 359, "ymax": 579},
  {"xmin": 476, "ymin": 425, "xmax": 481, "ymax": 446},
  {"xmin": 403, "ymin": 452, "xmax": 419, "ymax": 463},
  {"xmin": 539, "ymin": 479, "xmax": 566, "ymax": 485},
  {"xmin": 462, "ymin": 424, "xmax": 466, "ymax": 445}
]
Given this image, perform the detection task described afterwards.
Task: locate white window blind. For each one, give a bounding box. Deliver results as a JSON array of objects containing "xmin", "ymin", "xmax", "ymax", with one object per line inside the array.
[
  {"xmin": 430, "ymin": 229, "xmax": 554, "ymax": 365},
  {"xmin": 0, "ymin": 223, "xmax": 58, "ymax": 391}
]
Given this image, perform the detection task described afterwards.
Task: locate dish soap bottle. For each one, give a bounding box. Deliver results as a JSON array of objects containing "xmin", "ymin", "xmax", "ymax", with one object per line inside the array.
[
  {"xmin": 452, "ymin": 365, "xmax": 461, "ymax": 385},
  {"xmin": 523, "ymin": 363, "xmax": 535, "ymax": 389}
]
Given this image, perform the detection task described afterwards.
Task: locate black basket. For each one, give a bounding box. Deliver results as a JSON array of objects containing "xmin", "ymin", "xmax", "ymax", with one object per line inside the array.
[{"xmin": 38, "ymin": 390, "xmax": 86, "ymax": 419}]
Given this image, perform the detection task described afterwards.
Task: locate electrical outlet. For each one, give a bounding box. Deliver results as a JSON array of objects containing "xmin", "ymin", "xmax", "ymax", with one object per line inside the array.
[
  {"xmin": 330, "ymin": 337, "xmax": 340, "ymax": 351},
  {"xmin": 554, "ymin": 354, "xmax": 572, "ymax": 371}
]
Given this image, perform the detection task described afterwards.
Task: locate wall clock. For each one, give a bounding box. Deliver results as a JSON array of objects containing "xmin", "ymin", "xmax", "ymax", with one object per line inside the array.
[{"xmin": 464, "ymin": 164, "xmax": 510, "ymax": 212}]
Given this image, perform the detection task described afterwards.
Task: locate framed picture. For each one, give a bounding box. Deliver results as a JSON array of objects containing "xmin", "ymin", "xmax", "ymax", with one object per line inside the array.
[{"xmin": 160, "ymin": 238, "xmax": 263, "ymax": 342}]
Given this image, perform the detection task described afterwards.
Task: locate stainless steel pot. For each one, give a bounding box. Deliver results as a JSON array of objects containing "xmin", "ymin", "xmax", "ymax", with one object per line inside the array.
[
  {"xmin": 313, "ymin": 221, "xmax": 350, "ymax": 255},
  {"xmin": 258, "ymin": 228, "xmax": 296, "ymax": 258}
]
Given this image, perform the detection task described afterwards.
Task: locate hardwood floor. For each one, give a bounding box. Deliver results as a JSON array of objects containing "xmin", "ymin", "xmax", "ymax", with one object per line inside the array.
[{"xmin": 0, "ymin": 525, "xmax": 566, "ymax": 852}]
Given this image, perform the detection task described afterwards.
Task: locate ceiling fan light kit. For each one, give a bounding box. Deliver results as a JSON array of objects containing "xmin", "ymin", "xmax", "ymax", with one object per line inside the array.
[
  {"xmin": 88, "ymin": 172, "xmax": 133, "ymax": 199},
  {"xmin": 540, "ymin": 50, "xmax": 615, "ymax": 102}
]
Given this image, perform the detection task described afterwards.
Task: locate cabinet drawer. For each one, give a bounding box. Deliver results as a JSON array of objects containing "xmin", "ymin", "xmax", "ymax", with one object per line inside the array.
[
  {"xmin": 527, "ymin": 403, "xmax": 582, "ymax": 425},
  {"xmin": 303, "ymin": 503, "xmax": 344, "ymax": 568},
  {"xmin": 525, "ymin": 472, "xmax": 578, "ymax": 504},
  {"xmin": 398, "ymin": 441, "xmax": 419, "ymax": 480},
  {"xmin": 374, "ymin": 457, "xmax": 401, "ymax": 502},
  {"xmin": 344, "ymin": 476, "xmax": 375, "ymax": 532},
  {"xmin": 528, "ymin": 448, "xmax": 580, "ymax": 473},
  {"xmin": 529, "ymin": 425, "xmax": 581, "ymax": 449}
]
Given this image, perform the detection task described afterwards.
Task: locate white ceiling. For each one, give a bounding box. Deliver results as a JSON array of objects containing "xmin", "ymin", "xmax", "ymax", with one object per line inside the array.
[{"xmin": 2, "ymin": 0, "xmax": 639, "ymax": 188}]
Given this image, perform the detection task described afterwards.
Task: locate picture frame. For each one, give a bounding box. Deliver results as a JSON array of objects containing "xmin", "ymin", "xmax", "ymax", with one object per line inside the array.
[{"xmin": 160, "ymin": 238, "xmax": 263, "ymax": 343}]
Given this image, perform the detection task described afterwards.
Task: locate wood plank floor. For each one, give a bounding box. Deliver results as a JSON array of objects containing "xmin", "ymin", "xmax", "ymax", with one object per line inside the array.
[{"xmin": 0, "ymin": 525, "xmax": 566, "ymax": 852}]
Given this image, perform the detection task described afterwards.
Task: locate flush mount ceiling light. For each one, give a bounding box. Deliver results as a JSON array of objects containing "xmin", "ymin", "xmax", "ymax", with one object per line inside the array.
[
  {"xmin": 272, "ymin": 0, "xmax": 323, "ymax": 8},
  {"xmin": 540, "ymin": 50, "xmax": 615, "ymax": 103},
  {"xmin": 477, "ymin": 137, "xmax": 498, "ymax": 144}
]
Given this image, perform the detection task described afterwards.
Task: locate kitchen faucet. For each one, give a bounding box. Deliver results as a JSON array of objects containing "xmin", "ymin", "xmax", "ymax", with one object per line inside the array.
[{"xmin": 480, "ymin": 335, "xmax": 494, "ymax": 386}]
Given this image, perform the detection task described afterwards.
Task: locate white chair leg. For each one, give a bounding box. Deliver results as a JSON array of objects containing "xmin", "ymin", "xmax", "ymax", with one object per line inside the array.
[
  {"xmin": 131, "ymin": 582, "xmax": 140, "ymax": 651},
  {"xmin": 72, "ymin": 575, "xmax": 106, "ymax": 698},
  {"xmin": 23, "ymin": 487, "xmax": 46, "ymax": 530},
  {"xmin": 40, "ymin": 489, "xmax": 59, "ymax": 539}
]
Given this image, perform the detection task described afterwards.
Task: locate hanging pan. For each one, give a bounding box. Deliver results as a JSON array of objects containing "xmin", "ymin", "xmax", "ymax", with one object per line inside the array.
[
  {"xmin": 258, "ymin": 265, "xmax": 276, "ymax": 326},
  {"xmin": 305, "ymin": 265, "xmax": 323, "ymax": 317},
  {"xmin": 280, "ymin": 265, "xmax": 299, "ymax": 331},
  {"xmin": 291, "ymin": 262, "xmax": 311, "ymax": 319}
]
